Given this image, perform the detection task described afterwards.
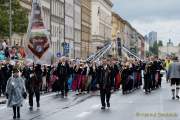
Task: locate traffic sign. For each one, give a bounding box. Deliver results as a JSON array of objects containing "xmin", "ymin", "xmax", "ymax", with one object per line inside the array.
[{"xmin": 56, "ymin": 52, "xmax": 61, "ymax": 58}]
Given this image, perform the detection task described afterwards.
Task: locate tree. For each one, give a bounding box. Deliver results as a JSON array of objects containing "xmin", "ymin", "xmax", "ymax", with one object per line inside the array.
[
  {"xmin": 0, "ymin": 0, "xmax": 28, "ymax": 38},
  {"xmin": 145, "ymin": 51, "xmax": 153, "ymax": 57},
  {"xmin": 158, "ymin": 40, "xmax": 163, "ymax": 47},
  {"xmin": 149, "ymin": 41, "xmax": 159, "ymax": 56}
]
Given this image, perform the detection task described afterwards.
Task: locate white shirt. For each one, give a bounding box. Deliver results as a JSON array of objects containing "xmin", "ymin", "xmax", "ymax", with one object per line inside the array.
[{"xmin": 2, "ymin": 42, "xmax": 7, "ymax": 49}]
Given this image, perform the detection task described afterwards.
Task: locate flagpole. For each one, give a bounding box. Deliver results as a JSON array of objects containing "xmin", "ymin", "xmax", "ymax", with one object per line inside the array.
[
  {"xmin": 9, "ymin": 0, "xmax": 12, "ymax": 45},
  {"xmin": 50, "ymin": 0, "xmax": 52, "ymax": 45}
]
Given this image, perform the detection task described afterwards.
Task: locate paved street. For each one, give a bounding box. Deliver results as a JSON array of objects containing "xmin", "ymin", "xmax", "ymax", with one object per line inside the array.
[
  {"xmin": 0, "ymin": 78, "xmax": 180, "ymax": 120},
  {"xmin": 1, "ymin": 0, "xmax": 180, "ymax": 120}
]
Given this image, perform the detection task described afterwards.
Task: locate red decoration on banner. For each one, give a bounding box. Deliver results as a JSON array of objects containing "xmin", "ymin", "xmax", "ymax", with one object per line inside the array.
[{"xmin": 28, "ymin": 1, "xmax": 50, "ymax": 59}]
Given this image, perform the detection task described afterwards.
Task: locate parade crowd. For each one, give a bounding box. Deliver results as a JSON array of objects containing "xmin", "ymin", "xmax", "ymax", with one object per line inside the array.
[
  {"xmin": 0, "ymin": 40, "xmax": 26, "ymax": 61},
  {"xmin": 0, "ymin": 55, "xmax": 176, "ymax": 119}
]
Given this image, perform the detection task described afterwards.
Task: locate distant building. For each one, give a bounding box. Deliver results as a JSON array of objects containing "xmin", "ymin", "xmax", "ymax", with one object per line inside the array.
[
  {"xmin": 64, "ymin": 0, "xmax": 74, "ymax": 58},
  {"xmin": 91, "ymin": 0, "xmax": 113, "ymax": 53},
  {"xmin": 148, "ymin": 31, "xmax": 157, "ymax": 47},
  {"xmin": 111, "ymin": 12, "xmax": 145, "ymax": 59},
  {"xmin": 159, "ymin": 46, "xmax": 180, "ymax": 58},
  {"xmin": 80, "ymin": 0, "xmax": 91, "ymax": 59},
  {"xmin": 74, "ymin": 0, "xmax": 81, "ymax": 58},
  {"xmin": 144, "ymin": 35, "xmax": 149, "ymax": 51},
  {"xmin": 167, "ymin": 39, "xmax": 174, "ymax": 47},
  {"xmin": 159, "ymin": 39, "xmax": 179, "ymax": 58},
  {"xmin": 111, "ymin": 12, "xmax": 125, "ymax": 57}
]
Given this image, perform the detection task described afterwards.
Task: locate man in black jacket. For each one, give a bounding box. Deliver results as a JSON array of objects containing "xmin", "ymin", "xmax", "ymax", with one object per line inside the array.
[
  {"xmin": 97, "ymin": 59, "xmax": 114, "ymax": 109},
  {"xmin": 28, "ymin": 64, "xmax": 43, "ymax": 110},
  {"xmin": 0, "ymin": 65, "xmax": 6, "ymax": 96},
  {"xmin": 2, "ymin": 62, "xmax": 13, "ymax": 95},
  {"xmin": 57, "ymin": 57, "xmax": 70, "ymax": 97}
]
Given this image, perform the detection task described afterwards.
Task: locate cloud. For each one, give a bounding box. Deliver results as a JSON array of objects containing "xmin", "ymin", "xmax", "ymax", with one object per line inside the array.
[
  {"xmin": 131, "ymin": 20, "xmax": 180, "ymax": 43},
  {"xmin": 112, "ymin": 0, "xmax": 180, "ymax": 44},
  {"xmin": 113, "ymin": 0, "xmax": 180, "ymax": 21}
]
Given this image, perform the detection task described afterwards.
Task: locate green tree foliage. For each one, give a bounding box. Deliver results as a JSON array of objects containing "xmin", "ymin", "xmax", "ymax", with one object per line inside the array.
[
  {"xmin": 158, "ymin": 40, "xmax": 163, "ymax": 46},
  {"xmin": 145, "ymin": 51, "xmax": 153, "ymax": 57},
  {"xmin": 0, "ymin": 0, "xmax": 28, "ymax": 38},
  {"xmin": 149, "ymin": 41, "xmax": 159, "ymax": 56}
]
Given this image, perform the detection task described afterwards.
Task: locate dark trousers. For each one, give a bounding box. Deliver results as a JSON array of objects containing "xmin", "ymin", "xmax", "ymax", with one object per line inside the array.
[
  {"xmin": 127, "ymin": 79, "xmax": 133, "ymax": 91},
  {"xmin": 122, "ymin": 79, "xmax": 128, "ymax": 93},
  {"xmin": 29, "ymin": 88, "xmax": 40, "ymax": 107},
  {"xmin": 60, "ymin": 77, "xmax": 68, "ymax": 95},
  {"xmin": 100, "ymin": 86, "xmax": 111, "ymax": 107},
  {"xmin": 0, "ymin": 82, "xmax": 2, "ymax": 96},
  {"xmin": 151, "ymin": 73, "xmax": 156, "ymax": 89},
  {"xmin": 144, "ymin": 74, "xmax": 151, "ymax": 92},
  {"xmin": 0, "ymin": 80, "xmax": 6, "ymax": 96},
  {"xmin": 13, "ymin": 106, "xmax": 20, "ymax": 117}
]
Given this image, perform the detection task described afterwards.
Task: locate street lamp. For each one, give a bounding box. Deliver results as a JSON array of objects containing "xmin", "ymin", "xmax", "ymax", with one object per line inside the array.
[
  {"xmin": 50, "ymin": 0, "xmax": 52, "ymax": 45},
  {"xmin": 9, "ymin": 0, "xmax": 12, "ymax": 46}
]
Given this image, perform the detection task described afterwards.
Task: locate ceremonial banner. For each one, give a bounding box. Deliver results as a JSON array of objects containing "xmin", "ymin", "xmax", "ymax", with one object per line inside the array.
[{"xmin": 26, "ymin": 0, "xmax": 52, "ymax": 64}]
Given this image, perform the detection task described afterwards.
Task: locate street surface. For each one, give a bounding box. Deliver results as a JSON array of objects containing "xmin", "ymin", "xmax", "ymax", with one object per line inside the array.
[{"xmin": 0, "ymin": 78, "xmax": 180, "ymax": 120}]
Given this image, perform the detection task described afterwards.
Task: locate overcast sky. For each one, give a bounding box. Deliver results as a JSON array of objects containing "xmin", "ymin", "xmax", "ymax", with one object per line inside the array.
[{"xmin": 112, "ymin": 0, "xmax": 180, "ymax": 45}]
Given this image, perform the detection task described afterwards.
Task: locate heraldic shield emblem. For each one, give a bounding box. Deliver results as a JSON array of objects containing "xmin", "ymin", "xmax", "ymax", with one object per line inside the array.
[{"xmin": 28, "ymin": 0, "xmax": 50, "ymax": 59}]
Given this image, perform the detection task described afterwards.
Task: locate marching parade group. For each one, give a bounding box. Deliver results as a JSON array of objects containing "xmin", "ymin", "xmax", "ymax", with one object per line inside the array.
[{"xmin": 0, "ymin": 55, "xmax": 179, "ymax": 119}]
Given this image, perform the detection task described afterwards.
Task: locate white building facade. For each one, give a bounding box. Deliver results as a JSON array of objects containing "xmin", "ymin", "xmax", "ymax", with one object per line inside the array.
[
  {"xmin": 123, "ymin": 22, "xmax": 132, "ymax": 49},
  {"xmin": 74, "ymin": 0, "xmax": 81, "ymax": 58},
  {"xmin": 64, "ymin": 0, "xmax": 74, "ymax": 58},
  {"xmin": 49, "ymin": 0, "xmax": 65, "ymax": 58},
  {"xmin": 159, "ymin": 46, "xmax": 180, "ymax": 58},
  {"xmin": 91, "ymin": 0, "xmax": 113, "ymax": 53}
]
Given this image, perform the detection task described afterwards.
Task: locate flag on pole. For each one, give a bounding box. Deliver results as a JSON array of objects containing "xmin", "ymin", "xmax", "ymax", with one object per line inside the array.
[{"xmin": 26, "ymin": 0, "xmax": 52, "ymax": 65}]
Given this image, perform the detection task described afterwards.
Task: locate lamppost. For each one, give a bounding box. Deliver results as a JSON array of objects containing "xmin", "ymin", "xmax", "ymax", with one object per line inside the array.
[
  {"xmin": 50, "ymin": 0, "xmax": 52, "ymax": 45},
  {"xmin": 9, "ymin": 0, "xmax": 12, "ymax": 46},
  {"xmin": 167, "ymin": 39, "xmax": 171, "ymax": 56}
]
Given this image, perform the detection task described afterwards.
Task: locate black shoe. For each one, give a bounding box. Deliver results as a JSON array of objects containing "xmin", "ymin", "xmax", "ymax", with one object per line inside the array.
[
  {"xmin": 29, "ymin": 106, "xmax": 33, "ymax": 110},
  {"xmin": 37, "ymin": 103, "xmax": 40, "ymax": 108},
  {"xmin": 107, "ymin": 103, "xmax": 110, "ymax": 108},
  {"xmin": 13, "ymin": 115, "xmax": 16, "ymax": 119},
  {"xmin": 17, "ymin": 113, "xmax": 20, "ymax": 118},
  {"xmin": 172, "ymin": 97, "xmax": 175, "ymax": 100},
  {"xmin": 176, "ymin": 96, "xmax": 180, "ymax": 99},
  {"xmin": 101, "ymin": 106, "xmax": 105, "ymax": 110}
]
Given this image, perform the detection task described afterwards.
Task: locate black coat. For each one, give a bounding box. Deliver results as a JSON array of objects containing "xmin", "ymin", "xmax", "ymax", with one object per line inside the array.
[
  {"xmin": 57, "ymin": 62, "xmax": 70, "ymax": 79},
  {"xmin": 0, "ymin": 68, "xmax": 5, "ymax": 85},
  {"xmin": 97, "ymin": 65, "xmax": 114, "ymax": 88},
  {"xmin": 22, "ymin": 67, "xmax": 31, "ymax": 90},
  {"xmin": 89, "ymin": 66, "xmax": 97, "ymax": 81},
  {"xmin": 3, "ymin": 64, "xmax": 13, "ymax": 80},
  {"xmin": 121, "ymin": 68, "xmax": 131, "ymax": 84}
]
